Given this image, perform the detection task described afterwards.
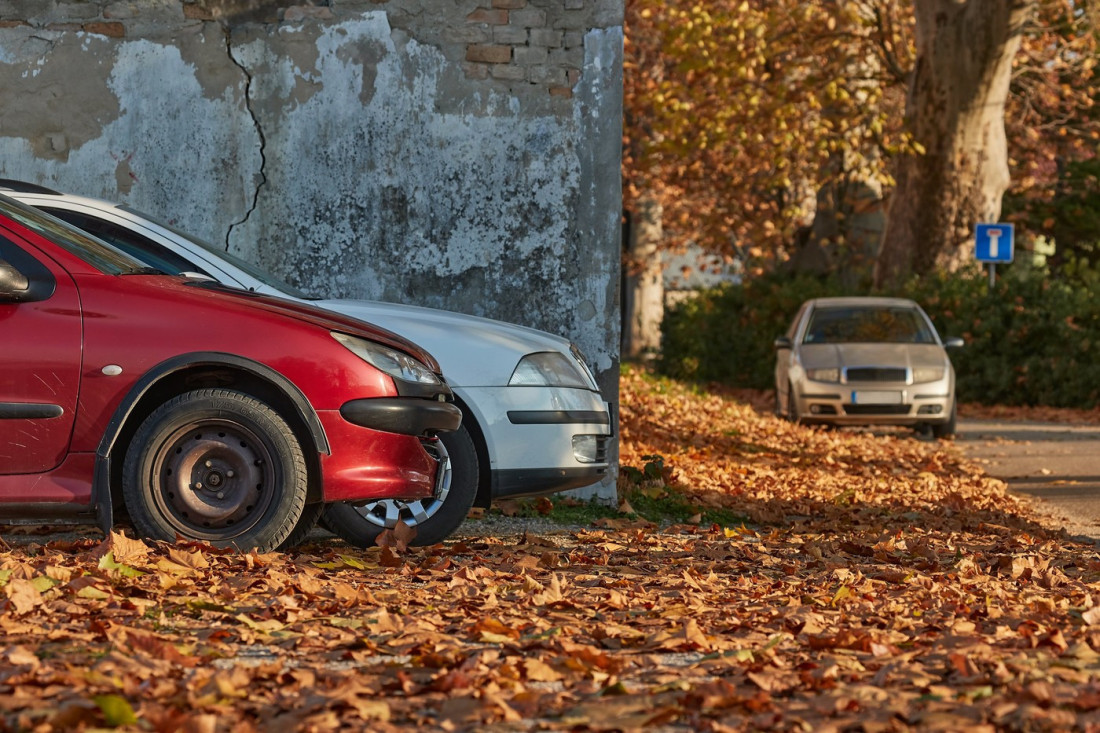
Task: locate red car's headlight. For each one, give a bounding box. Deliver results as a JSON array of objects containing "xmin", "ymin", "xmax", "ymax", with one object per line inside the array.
[{"xmin": 332, "ymin": 332, "xmax": 442, "ymax": 386}]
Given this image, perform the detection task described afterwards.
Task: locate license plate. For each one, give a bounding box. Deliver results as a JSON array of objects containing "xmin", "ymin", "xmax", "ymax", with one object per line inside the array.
[{"xmin": 851, "ymin": 390, "xmax": 902, "ymax": 404}]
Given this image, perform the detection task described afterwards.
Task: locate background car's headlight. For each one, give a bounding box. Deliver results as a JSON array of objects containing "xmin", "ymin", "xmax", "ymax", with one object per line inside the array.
[
  {"xmin": 912, "ymin": 366, "xmax": 946, "ymax": 383},
  {"xmin": 805, "ymin": 368, "xmax": 840, "ymax": 382},
  {"xmin": 509, "ymin": 351, "xmax": 593, "ymax": 388},
  {"xmin": 332, "ymin": 332, "xmax": 441, "ymax": 385}
]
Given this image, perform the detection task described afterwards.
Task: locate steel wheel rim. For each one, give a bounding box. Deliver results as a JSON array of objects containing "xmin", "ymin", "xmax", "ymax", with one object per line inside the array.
[
  {"xmin": 353, "ymin": 439, "xmax": 452, "ymax": 530},
  {"xmin": 151, "ymin": 418, "xmax": 277, "ymax": 540}
]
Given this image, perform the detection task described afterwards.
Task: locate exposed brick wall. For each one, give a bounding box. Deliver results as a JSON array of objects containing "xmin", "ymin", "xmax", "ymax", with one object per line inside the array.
[
  {"xmin": 462, "ymin": 0, "xmax": 596, "ymax": 98},
  {"xmin": 0, "ymin": 1, "xmax": 620, "ymax": 108}
]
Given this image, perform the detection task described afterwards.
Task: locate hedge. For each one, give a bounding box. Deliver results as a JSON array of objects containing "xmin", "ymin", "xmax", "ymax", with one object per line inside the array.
[{"xmin": 658, "ymin": 261, "xmax": 1100, "ymax": 408}]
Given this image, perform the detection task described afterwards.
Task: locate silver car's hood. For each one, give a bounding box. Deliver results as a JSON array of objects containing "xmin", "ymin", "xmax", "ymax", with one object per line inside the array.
[
  {"xmin": 316, "ymin": 298, "xmax": 576, "ymax": 387},
  {"xmin": 800, "ymin": 343, "xmax": 948, "ymax": 371}
]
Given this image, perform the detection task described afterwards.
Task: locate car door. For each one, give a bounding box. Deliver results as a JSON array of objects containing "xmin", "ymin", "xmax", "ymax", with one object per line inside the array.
[{"xmin": 0, "ymin": 231, "xmax": 82, "ymax": 474}]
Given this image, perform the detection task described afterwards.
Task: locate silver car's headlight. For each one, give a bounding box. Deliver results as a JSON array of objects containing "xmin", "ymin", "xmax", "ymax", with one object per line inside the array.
[
  {"xmin": 569, "ymin": 343, "xmax": 601, "ymax": 391},
  {"xmin": 805, "ymin": 367, "xmax": 840, "ymax": 383},
  {"xmin": 912, "ymin": 366, "xmax": 946, "ymax": 383},
  {"xmin": 332, "ymin": 332, "xmax": 441, "ymax": 385},
  {"xmin": 509, "ymin": 351, "xmax": 592, "ymax": 389}
]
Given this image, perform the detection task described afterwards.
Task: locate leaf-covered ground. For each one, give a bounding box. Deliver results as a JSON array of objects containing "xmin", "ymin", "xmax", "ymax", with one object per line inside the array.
[{"xmin": 3, "ymin": 367, "xmax": 1100, "ymax": 731}]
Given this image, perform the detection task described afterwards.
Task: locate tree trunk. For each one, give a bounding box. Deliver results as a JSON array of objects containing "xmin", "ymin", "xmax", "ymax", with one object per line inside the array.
[
  {"xmin": 874, "ymin": 0, "xmax": 1036, "ymax": 287},
  {"xmin": 622, "ymin": 198, "xmax": 664, "ymax": 360}
]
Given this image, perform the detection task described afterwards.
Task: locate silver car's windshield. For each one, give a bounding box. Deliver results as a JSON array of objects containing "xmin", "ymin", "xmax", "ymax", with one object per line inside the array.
[
  {"xmin": 117, "ymin": 204, "xmax": 313, "ymax": 300},
  {"xmin": 803, "ymin": 306, "xmax": 936, "ymax": 345}
]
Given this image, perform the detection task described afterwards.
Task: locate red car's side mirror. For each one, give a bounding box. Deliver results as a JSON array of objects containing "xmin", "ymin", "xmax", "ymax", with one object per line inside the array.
[{"xmin": 0, "ymin": 259, "xmax": 31, "ymax": 302}]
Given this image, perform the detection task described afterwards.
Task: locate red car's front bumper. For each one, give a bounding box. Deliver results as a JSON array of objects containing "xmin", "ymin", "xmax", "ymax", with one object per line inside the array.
[{"xmin": 316, "ymin": 399, "xmax": 461, "ymax": 502}]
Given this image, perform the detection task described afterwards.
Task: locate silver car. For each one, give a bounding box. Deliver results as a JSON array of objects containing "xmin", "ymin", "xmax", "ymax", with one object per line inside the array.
[{"xmin": 774, "ymin": 297, "xmax": 963, "ymax": 438}]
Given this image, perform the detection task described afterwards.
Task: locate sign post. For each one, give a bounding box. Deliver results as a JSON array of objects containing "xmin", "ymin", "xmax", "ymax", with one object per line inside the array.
[{"xmin": 975, "ymin": 223, "xmax": 1014, "ymax": 286}]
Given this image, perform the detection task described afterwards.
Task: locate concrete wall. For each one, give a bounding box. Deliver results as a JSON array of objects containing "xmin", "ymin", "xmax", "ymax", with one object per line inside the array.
[{"xmin": 0, "ymin": 0, "xmax": 623, "ymax": 500}]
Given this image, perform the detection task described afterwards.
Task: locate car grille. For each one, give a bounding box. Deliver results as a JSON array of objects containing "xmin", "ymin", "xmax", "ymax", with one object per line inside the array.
[
  {"xmin": 845, "ymin": 367, "xmax": 907, "ymax": 383},
  {"xmin": 843, "ymin": 404, "xmax": 911, "ymax": 416}
]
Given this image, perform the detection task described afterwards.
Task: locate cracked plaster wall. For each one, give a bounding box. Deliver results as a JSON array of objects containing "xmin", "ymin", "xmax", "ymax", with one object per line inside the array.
[{"xmin": 0, "ymin": 1, "xmax": 623, "ymax": 501}]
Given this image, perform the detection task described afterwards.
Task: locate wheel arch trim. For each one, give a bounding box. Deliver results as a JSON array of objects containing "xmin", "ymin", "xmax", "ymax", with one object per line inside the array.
[
  {"xmin": 92, "ymin": 352, "xmax": 329, "ymax": 530},
  {"xmin": 96, "ymin": 352, "xmax": 329, "ymax": 460}
]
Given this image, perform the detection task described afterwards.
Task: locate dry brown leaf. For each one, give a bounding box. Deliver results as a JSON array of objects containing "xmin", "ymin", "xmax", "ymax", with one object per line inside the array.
[{"xmin": 3, "ymin": 578, "xmax": 43, "ymax": 615}]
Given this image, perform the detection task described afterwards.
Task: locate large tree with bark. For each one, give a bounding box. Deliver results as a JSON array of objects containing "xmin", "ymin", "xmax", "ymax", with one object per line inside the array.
[
  {"xmin": 625, "ymin": 0, "xmax": 1098, "ymax": 283},
  {"xmin": 873, "ymin": 0, "xmax": 1039, "ymax": 286},
  {"xmin": 624, "ymin": 1, "xmax": 905, "ymax": 267}
]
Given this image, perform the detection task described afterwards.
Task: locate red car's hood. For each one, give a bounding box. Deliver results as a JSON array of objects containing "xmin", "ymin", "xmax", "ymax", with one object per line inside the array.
[{"xmin": 161, "ymin": 277, "xmax": 443, "ymax": 373}]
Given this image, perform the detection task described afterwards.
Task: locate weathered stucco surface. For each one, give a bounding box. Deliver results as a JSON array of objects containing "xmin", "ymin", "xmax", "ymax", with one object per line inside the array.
[{"xmin": 0, "ymin": 0, "xmax": 623, "ymax": 501}]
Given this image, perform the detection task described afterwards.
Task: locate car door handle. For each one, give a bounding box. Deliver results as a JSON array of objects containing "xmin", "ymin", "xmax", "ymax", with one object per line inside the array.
[{"xmin": 0, "ymin": 402, "xmax": 64, "ymax": 419}]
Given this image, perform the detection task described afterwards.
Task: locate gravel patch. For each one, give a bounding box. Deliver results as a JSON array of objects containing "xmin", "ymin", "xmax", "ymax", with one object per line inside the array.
[{"xmin": 0, "ymin": 513, "xmax": 589, "ymax": 550}]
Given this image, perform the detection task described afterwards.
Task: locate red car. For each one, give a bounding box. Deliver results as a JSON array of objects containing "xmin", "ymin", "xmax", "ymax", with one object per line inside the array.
[{"xmin": 0, "ymin": 194, "xmax": 461, "ymax": 551}]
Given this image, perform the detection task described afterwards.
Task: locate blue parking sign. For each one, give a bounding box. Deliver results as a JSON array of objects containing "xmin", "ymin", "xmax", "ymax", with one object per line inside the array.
[{"xmin": 975, "ymin": 223, "xmax": 1014, "ymax": 263}]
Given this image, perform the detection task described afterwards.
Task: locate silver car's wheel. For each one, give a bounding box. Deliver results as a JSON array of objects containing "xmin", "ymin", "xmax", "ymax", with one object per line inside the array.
[
  {"xmin": 322, "ymin": 423, "xmax": 480, "ymax": 547},
  {"xmin": 931, "ymin": 402, "xmax": 957, "ymax": 440},
  {"xmin": 355, "ymin": 438, "xmax": 452, "ymax": 530},
  {"xmin": 786, "ymin": 382, "xmax": 800, "ymax": 424}
]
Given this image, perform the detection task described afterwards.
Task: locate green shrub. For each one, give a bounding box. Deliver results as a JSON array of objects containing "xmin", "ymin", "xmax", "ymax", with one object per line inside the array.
[
  {"xmin": 659, "ymin": 261, "xmax": 1100, "ymax": 408},
  {"xmin": 659, "ymin": 270, "xmax": 856, "ymax": 389}
]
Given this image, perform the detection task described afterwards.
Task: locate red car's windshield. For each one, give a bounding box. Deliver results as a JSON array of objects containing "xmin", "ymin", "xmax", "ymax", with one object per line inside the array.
[{"xmin": 0, "ymin": 193, "xmax": 144, "ymax": 275}]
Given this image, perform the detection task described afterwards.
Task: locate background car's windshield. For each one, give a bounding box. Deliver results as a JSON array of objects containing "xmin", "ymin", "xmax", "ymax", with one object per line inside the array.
[
  {"xmin": 118, "ymin": 204, "xmax": 313, "ymax": 300},
  {"xmin": 0, "ymin": 194, "xmax": 143, "ymax": 274},
  {"xmin": 803, "ymin": 306, "xmax": 936, "ymax": 344}
]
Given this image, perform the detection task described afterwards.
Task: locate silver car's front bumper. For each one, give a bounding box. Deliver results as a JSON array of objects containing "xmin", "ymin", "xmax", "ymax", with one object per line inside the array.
[{"xmin": 794, "ymin": 379, "xmax": 954, "ymax": 426}]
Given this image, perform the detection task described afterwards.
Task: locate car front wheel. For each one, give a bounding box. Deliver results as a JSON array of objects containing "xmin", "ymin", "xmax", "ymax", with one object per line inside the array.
[
  {"xmin": 931, "ymin": 402, "xmax": 957, "ymax": 440},
  {"xmin": 121, "ymin": 388, "xmax": 309, "ymax": 552},
  {"xmin": 323, "ymin": 423, "xmax": 479, "ymax": 547},
  {"xmin": 786, "ymin": 382, "xmax": 800, "ymax": 424}
]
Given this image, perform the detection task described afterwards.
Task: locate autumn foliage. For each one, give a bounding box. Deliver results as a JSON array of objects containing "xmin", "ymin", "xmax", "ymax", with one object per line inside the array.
[
  {"xmin": 624, "ymin": 0, "xmax": 907, "ymax": 258},
  {"xmin": 2, "ymin": 368, "xmax": 1100, "ymax": 730},
  {"xmin": 625, "ymin": 0, "xmax": 1099, "ymax": 270}
]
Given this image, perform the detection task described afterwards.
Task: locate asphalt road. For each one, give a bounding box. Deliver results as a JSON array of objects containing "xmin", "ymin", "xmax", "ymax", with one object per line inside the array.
[{"xmin": 957, "ymin": 418, "xmax": 1100, "ymax": 542}]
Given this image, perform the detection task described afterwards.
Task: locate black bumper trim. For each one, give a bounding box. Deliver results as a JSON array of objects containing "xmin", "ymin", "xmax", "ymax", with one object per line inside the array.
[
  {"xmin": 340, "ymin": 398, "xmax": 462, "ymax": 436},
  {"xmin": 491, "ymin": 466, "xmax": 608, "ymax": 500},
  {"xmin": 507, "ymin": 409, "xmax": 610, "ymax": 425},
  {"xmin": 0, "ymin": 402, "xmax": 63, "ymax": 419}
]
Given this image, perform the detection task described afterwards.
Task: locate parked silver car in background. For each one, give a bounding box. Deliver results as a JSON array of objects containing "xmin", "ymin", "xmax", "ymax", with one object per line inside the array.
[{"xmin": 774, "ymin": 297, "xmax": 963, "ymax": 438}]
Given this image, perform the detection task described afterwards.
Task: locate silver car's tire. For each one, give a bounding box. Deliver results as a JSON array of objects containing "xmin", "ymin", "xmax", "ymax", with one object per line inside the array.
[
  {"xmin": 786, "ymin": 382, "xmax": 800, "ymax": 424},
  {"xmin": 931, "ymin": 402, "xmax": 957, "ymax": 440},
  {"xmin": 323, "ymin": 424, "xmax": 479, "ymax": 547}
]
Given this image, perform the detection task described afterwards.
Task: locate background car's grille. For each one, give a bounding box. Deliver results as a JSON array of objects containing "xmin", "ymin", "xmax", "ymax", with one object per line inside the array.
[
  {"xmin": 845, "ymin": 367, "xmax": 907, "ymax": 383},
  {"xmin": 843, "ymin": 404, "xmax": 911, "ymax": 415}
]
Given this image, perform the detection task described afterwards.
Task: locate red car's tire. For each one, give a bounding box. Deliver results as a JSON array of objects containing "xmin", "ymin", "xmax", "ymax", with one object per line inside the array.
[
  {"xmin": 122, "ymin": 388, "xmax": 309, "ymax": 552},
  {"xmin": 277, "ymin": 500, "xmax": 325, "ymax": 551}
]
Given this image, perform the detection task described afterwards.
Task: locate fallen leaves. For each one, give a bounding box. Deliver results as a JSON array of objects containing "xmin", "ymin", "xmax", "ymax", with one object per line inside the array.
[{"xmin": 2, "ymin": 369, "xmax": 1100, "ymax": 729}]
